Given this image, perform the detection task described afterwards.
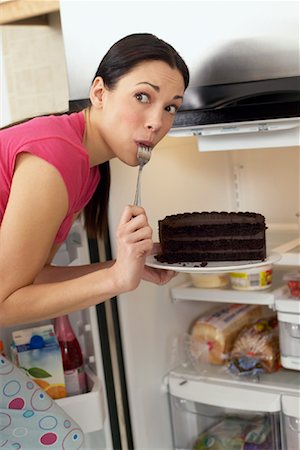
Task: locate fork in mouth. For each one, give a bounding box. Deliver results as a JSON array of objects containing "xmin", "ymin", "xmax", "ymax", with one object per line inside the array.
[{"xmin": 133, "ymin": 145, "xmax": 152, "ymax": 206}]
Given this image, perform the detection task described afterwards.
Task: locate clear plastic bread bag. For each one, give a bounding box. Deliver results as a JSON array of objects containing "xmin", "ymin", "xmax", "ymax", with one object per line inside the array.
[
  {"xmin": 227, "ymin": 315, "xmax": 281, "ymax": 377},
  {"xmin": 186, "ymin": 304, "xmax": 263, "ymax": 371}
]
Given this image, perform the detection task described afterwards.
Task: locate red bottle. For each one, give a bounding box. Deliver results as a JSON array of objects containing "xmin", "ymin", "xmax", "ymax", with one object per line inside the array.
[
  {"xmin": 54, "ymin": 315, "xmax": 87, "ymax": 396},
  {"xmin": 0, "ymin": 340, "xmax": 5, "ymax": 356}
]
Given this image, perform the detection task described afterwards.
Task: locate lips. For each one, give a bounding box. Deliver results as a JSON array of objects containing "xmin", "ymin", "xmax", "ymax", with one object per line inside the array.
[{"xmin": 135, "ymin": 140, "xmax": 153, "ymax": 149}]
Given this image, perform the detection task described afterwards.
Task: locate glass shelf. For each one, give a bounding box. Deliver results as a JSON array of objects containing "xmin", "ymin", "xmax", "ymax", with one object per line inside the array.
[
  {"xmin": 168, "ymin": 361, "xmax": 300, "ymax": 397},
  {"xmin": 272, "ymin": 238, "xmax": 300, "ymax": 266},
  {"xmin": 170, "ymin": 271, "xmax": 290, "ymax": 307}
]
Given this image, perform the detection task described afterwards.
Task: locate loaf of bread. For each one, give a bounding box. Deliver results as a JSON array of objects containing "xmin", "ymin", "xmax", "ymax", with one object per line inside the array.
[
  {"xmin": 189, "ymin": 304, "xmax": 262, "ymax": 365},
  {"xmin": 228, "ymin": 316, "xmax": 280, "ymax": 374}
]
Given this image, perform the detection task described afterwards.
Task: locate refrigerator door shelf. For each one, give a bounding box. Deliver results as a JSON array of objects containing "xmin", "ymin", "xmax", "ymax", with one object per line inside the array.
[{"xmin": 56, "ymin": 366, "xmax": 106, "ymax": 433}]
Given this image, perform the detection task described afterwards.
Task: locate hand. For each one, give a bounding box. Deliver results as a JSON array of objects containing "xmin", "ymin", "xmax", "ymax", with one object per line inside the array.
[
  {"xmin": 141, "ymin": 242, "xmax": 177, "ymax": 285},
  {"xmin": 142, "ymin": 265, "xmax": 177, "ymax": 285},
  {"xmin": 111, "ymin": 205, "xmax": 153, "ymax": 292}
]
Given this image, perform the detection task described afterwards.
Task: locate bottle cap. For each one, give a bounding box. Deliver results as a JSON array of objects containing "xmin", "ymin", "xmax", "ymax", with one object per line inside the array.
[{"xmin": 29, "ymin": 335, "xmax": 45, "ymax": 349}]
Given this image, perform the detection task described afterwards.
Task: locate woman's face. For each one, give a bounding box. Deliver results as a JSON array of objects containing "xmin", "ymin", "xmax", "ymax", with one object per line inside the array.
[{"xmin": 97, "ymin": 60, "xmax": 185, "ymax": 166}]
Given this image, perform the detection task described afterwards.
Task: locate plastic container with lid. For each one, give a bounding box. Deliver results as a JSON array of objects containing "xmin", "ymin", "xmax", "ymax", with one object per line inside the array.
[
  {"xmin": 189, "ymin": 273, "xmax": 229, "ymax": 289},
  {"xmin": 283, "ymin": 272, "xmax": 300, "ymax": 298},
  {"xmin": 229, "ymin": 264, "xmax": 272, "ymax": 291},
  {"xmin": 275, "ymin": 297, "xmax": 300, "ymax": 371}
]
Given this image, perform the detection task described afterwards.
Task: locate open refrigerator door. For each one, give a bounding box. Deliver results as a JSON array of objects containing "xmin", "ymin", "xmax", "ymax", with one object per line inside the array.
[{"xmin": 0, "ymin": 219, "xmax": 114, "ymax": 450}]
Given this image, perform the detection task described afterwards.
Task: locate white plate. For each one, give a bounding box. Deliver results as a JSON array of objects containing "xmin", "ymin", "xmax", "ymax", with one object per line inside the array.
[{"xmin": 145, "ymin": 253, "xmax": 281, "ymax": 273}]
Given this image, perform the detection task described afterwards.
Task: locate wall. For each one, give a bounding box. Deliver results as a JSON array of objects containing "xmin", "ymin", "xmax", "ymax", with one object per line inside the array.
[
  {"xmin": 1, "ymin": 11, "xmax": 69, "ymax": 124},
  {"xmin": 0, "ymin": 31, "xmax": 11, "ymax": 126}
]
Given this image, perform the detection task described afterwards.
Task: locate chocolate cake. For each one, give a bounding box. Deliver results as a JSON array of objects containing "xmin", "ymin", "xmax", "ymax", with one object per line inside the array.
[{"xmin": 156, "ymin": 211, "xmax": 267, "ymax": 264}]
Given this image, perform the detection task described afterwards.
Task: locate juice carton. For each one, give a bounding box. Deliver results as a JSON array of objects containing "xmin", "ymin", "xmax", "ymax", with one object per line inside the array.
[{"xmin": 12, "ymin": 324, "xmax": 66, "ymax": 399}]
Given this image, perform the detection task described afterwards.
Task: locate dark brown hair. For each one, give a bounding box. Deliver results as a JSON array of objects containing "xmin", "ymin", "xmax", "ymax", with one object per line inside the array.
[{"xmin": 84, "ymin": 33, "xmax": 189, "ymax": 237}]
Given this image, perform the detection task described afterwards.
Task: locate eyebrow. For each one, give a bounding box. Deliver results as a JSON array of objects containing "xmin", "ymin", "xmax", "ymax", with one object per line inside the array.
[{"xmin": 136, "ymin": 81, "xmax": 183, "ymax": 100}]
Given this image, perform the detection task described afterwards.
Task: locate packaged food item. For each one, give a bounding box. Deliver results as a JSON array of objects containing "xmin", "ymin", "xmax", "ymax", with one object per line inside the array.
[
  {"xmin": 283, "ymin": 272, "xmax": 300, "ymax": 298},
  {"xmin": 189, "ymin": 304, "xmax": 262, "ymax": 365},
  {"xmin": 229, "ymin": 265, "xmax": 272, "ymax": 291},
  {"xmin": 192, "ymin": 416, "xmax": 273, "ymax": 450},
  {"xmin": 189, "ymin": 273, "xmax": 229, "ymax": 289},
  {"xmin": 11, "ymin": 324, "xmax": 66, "ymax": 399},
  {"xmin": 228, "ymin": 316, "xmax": 280, "ymax": 376}
]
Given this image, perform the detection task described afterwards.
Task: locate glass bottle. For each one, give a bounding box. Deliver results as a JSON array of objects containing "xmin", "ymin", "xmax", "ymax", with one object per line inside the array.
[
  {"xmin": 54, "ymin": 315, "xmax": 87, "ymax": 396},
  {"xmin": 0, "ymin": 339, "xmax": 5, "ymax": 356}
]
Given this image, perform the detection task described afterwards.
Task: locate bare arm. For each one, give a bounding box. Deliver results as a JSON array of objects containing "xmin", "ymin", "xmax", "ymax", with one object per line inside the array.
[
  {"xmin": 35, "ymin": 256, "xmax": 176, "ymax": 286},
  {"xmin": 0, "ymin": 154, "xmax": 152, "ymax": 327},
  {"xmin": 34, "ymin": 260, "xmax": 115, "ymax": 284}
]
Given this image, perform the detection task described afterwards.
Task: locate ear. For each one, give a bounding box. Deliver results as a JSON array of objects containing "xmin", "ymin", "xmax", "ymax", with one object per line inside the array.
[{"xmin": 89, "ymin": 77, "xmax": 106, "ymax": 109}]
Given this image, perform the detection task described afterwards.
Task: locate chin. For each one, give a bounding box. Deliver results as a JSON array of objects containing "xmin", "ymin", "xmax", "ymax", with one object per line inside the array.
[{"xmin": 120, "ymin": 157, "xmax": 137, "ymax": 167}]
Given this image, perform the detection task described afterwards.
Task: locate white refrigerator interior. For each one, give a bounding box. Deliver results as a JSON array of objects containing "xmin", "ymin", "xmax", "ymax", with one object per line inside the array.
[{"xmin": 107, "ymin": 138, "xmax": 300, "ymax": 448}]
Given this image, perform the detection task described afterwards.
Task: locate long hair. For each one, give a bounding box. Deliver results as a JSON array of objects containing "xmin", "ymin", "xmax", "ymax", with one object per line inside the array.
[{"xmin": 84, "ymin": 33, "xmax": 189, "ymax": 237}]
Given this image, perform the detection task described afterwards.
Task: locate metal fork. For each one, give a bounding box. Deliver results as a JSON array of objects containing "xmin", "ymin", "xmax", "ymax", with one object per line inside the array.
[{"xmin": 133, "ymin": 145, "xmax": 152, "ymax": 206}]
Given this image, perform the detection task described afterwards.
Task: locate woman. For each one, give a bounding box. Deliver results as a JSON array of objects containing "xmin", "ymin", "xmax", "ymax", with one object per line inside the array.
[{"xmin": 0, "ymin": 33, "xmax": 189, "ymax": 448}]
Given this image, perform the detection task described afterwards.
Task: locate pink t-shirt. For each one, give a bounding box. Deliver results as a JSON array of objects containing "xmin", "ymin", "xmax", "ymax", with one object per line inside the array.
[{"xmin": 0, "ymin": 112, "xmax": 100, "ymax": 243}]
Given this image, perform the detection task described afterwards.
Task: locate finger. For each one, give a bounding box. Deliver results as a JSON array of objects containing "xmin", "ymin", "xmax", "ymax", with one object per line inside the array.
[
  {"xmin": 159, "ymin": 269, "xmax": 177, "ymax": 283},
  {"xmin": 126, "ymin": 214, "xmax": 149, "ymax": 234},
  {"xmin": 151, "ymin": 242, "xmax": 161, "ymax": 255},
  {"xmin": 119, "ymin": 205, "xmax": 145, "ymax": 225},
  {"xmin": 126, "ymin": 226, "xmax": 153, "ymax": 244},
  {"xmin": 133, "ymin": 239, "xmax": 153, "ymax": 258},
  {"xmin": 142, "ymin": 266, "xmax": 177, "ymax": 284}
]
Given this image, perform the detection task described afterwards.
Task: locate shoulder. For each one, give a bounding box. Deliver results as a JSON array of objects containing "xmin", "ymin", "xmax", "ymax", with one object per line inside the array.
[
  {"xmin": 1, "ymin": 112, "xmax": 85, "ymax": 148},
  {"xmin": 13, "ymin": 152, "xmax": 69, "ymax": 219}
]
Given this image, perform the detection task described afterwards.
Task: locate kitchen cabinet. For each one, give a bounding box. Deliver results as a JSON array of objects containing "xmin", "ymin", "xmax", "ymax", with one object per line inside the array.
[{"xmin": 0, "ymin": 0, "xmax": 59, "ymax": 25}]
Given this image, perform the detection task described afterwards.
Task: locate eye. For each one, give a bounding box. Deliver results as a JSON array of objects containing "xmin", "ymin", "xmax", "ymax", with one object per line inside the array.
[
  {"xmin": 165, "ymin": 105, "xmax": 178, "ymax": 115},
  {"xmin": 135, "ymin": 92, "xmax": 149, "ymax": 103}
]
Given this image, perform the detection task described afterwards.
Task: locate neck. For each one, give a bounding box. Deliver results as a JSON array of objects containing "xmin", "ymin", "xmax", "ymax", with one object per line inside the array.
[{"xmin": 82, "ymin": 107, "xmax": 114, "ymax": 167}]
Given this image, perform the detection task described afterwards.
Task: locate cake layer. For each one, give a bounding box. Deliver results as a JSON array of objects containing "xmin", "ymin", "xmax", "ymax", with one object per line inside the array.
[
  {"xmin": 159, "ymin": 212, "xmax": 265, "ymax": 226},
  {"xmin": 156, "ymin": 211, "xmax": 267, "ymax": 264},
  {"xmin": 155, "ymin": 250, "xmax": 266, "ymax": 264},
  {"xmin": 161, "ymin": 238, "xmax": 265, "ymax": 252},
  {"xmin": 160, "ymin": 224, "xmax": 265, "ymax": 237}
]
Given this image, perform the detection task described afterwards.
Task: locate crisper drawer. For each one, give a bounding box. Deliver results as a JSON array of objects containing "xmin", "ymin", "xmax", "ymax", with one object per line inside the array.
[
  {"xmin": 282, "ymin": 395, "xmax": 300, "ymax": 450},
  {"xmin": 168, "ymin": 376, "xmax": 282, "ymax": 450}
]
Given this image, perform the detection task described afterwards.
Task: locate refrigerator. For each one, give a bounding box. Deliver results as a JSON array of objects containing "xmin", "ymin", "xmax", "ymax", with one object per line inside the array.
[{"xmin": 2, "ymin": 1, "xmax": 300, "ymax": 449}]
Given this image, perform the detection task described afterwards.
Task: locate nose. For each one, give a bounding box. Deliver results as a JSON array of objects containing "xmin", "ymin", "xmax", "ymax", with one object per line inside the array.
[{"xmin": 145, "ymin": 109, "xmax": 163, "ymax": 132}]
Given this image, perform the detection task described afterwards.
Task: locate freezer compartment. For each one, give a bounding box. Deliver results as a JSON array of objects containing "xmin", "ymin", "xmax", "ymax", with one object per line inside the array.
[
  {"xmin": 168, "ymin": 376, "xmax": 282, "ymax": 450},
  {"xmin": 282, "ymin": 395, "xmax": 300, "ymax": 450}
]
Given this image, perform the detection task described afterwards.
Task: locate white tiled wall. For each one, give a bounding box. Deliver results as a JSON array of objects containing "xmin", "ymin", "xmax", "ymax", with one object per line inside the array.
[{"xmin": 1, "ymin": 11, "xmax": 69, "ymax": 123}]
